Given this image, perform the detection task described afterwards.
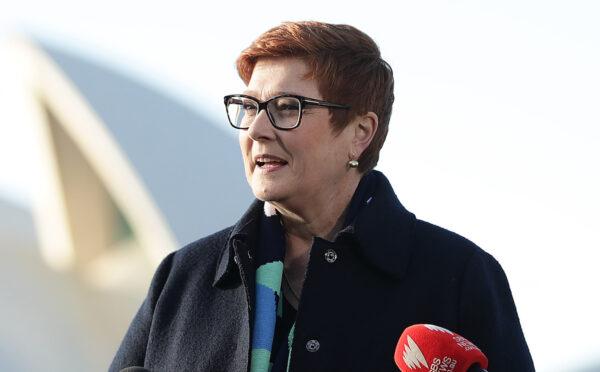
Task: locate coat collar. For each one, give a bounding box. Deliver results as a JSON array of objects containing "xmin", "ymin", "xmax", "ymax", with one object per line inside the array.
[
  {"xmin": 213, "ymin": 170, "xmax": 417, "ymax": 287},
  {"xmin": 341, "ymin": 170, "xmax": 417, "ymax": 280},
  {"xmin": 212, "ymin": 199, "xmax": 262, "ymax": 288}
]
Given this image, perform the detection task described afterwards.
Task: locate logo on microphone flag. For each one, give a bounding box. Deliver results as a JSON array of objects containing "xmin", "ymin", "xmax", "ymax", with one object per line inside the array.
[
  {"xmin": 402, "ymin": 335, "xmax": 429, "ymax": 369},
  {"xmin": 424, "ymin": 324, "xmax": 453, "ymax": 334}
]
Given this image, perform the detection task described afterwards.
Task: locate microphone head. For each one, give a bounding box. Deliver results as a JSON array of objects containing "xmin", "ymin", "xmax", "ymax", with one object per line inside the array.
[{"xmin": 394, "ymin": 324, "xmax": 488, "ymax": 372}]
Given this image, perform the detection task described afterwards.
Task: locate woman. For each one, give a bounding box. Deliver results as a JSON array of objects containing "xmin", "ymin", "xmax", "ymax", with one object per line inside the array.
[{"xmin": 111, "ymin": 22, "xmax": 534, "ymax": 371}]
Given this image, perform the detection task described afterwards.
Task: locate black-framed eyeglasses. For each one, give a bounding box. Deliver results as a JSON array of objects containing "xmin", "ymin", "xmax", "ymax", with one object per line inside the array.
[{"xmin": 224, "ymin": 94, "xmax": 351, "ymax": 130}]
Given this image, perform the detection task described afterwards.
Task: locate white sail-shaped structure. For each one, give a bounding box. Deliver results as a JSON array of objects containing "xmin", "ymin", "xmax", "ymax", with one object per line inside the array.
[{"xmin": 0, "ymin": 38, "xmax": 252, "ymax": 371}]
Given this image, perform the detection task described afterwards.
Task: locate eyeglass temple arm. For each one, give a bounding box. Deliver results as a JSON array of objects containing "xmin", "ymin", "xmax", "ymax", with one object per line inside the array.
[{"xmin": 303, "ymin": 99, "xmax": 350, "ymax": 110}]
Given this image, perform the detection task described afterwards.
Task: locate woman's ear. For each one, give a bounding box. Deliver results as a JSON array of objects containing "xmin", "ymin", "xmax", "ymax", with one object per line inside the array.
[{"xmin": 352, "ymin": 112, "xmax": 379, "ymax": 157}]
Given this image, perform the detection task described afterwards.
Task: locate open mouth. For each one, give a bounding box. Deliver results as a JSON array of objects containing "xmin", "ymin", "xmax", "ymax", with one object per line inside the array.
[
  {"xmin": 255, "ymin": 156, "xmax": 288, "ymax": 171},
  {"xmin": 256, "ymin": 160, "xmax": 287, "ymax": 167}
]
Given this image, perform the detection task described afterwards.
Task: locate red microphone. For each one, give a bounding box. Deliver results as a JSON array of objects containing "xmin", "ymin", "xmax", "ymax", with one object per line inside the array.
[{"xmin": 394, "ymin": 324, "xmax": 489, "ymax": 372}]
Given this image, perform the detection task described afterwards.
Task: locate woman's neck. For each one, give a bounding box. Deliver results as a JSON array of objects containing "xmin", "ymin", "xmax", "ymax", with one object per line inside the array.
[{"xmin": 273, "ymin": 173, "xmax": 362, "ymax": 243}]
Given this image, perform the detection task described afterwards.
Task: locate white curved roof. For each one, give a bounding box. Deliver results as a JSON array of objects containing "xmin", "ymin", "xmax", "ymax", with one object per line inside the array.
[{"xmin": 40, "ymin": 42, "xmax": 253, "ymax": 247}]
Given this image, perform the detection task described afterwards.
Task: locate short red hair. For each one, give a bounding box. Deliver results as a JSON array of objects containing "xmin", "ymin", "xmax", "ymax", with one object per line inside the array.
[{"xmin": 236, "ymin": 21, "xmax": 394, "ymax": 172}]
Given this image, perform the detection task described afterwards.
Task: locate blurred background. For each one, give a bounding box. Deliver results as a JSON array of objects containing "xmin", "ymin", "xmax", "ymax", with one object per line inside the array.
[{"xmin": 0, "ymin": 1, "xmax": 598, "ymax": 371}]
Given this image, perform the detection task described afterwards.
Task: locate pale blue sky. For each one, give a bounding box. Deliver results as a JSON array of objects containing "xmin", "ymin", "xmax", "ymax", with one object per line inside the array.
[{"xmin": 1, "ymin": 1, "xmax": 599, "ymax": 370}]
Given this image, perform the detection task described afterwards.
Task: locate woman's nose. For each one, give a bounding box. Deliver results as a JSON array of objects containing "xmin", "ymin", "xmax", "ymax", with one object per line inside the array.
[{"xmin": 247, "ymin": 109, "xmax": 275, "ymax": 141}]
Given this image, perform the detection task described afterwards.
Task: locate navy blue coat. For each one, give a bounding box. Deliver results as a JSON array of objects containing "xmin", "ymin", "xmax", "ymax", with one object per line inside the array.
[{"xmin": 110, "ymin": 171, "xmax": 534, "ymax": 371}]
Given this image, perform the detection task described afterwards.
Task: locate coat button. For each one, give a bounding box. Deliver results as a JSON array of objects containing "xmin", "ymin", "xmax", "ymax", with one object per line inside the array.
[
  {"xmin": 324, "ymin": 249, "xmax": 338, "ymax": 263},
  {"xmin": 306, "ymin": 339, "xmax": 320, "ymax": 352}
]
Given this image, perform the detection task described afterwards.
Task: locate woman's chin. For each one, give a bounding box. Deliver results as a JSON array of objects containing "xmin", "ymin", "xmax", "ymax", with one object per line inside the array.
[
  {"xmin": 250, "ymin": 181, "xmax": 286, "ymax": 202},
  {"xmin": 253, "ymin": 192, "xmax": 284, "ymax": 203}
]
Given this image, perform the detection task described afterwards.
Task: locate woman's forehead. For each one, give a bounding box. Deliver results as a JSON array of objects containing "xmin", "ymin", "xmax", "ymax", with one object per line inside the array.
[{"xmin": 246, "ymin": 58, "xmax": 321, "ymax": 100}]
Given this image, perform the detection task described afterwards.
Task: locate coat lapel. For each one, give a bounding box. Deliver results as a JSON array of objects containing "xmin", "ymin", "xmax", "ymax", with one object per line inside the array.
[{"xmin": 212, "ymin": 199, "xmax": 263, "ymax": 372}]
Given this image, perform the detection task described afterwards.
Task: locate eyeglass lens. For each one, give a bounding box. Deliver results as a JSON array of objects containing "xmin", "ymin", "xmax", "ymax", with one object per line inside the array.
[{"xmin": 226, "ymin": 96, "xmax": 301, "ymax": 129}]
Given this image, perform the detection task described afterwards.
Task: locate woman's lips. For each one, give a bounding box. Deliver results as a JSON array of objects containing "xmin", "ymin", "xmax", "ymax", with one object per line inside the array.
[
  {"xmin": 254, "ymin": 155, "xmax": 288, "ymax": 173},
  {"xmin": 256, "ymin": 159, "xmax": 287, "ymax": 173},
  {"xmin": 259, "ymin": 162, "xmax": 287, "ymax": 172}
]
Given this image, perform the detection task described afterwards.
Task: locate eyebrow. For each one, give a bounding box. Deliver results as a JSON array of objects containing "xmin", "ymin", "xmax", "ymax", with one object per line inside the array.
[{"xmin": 242, "ymin": 90, "xmax": 302, "ymax": 99}]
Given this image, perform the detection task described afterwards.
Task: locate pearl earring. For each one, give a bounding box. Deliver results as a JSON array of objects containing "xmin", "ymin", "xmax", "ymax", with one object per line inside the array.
[{"xmin": 348, "ymin": 159, "xmax": 359, "ymax": 168}]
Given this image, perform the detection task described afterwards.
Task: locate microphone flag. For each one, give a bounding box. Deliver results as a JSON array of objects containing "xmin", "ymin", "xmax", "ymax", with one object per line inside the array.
[{"xmin": 394, "ymin": 324, "xmax": 489, "ymax": 372}]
